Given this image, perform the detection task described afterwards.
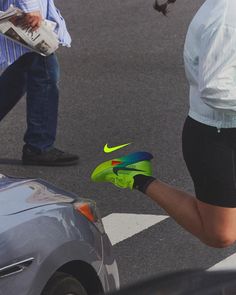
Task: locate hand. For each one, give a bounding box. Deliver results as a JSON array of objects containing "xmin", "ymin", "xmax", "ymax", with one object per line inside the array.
[{"xmin": 10, "ymin": 11, "xmax": 42, "ymax": 31}]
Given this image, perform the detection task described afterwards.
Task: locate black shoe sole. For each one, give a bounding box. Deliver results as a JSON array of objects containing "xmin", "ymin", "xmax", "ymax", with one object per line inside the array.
[{"xmin": 22, "ymin": 159, "xmax": 79, "ymax": 167}]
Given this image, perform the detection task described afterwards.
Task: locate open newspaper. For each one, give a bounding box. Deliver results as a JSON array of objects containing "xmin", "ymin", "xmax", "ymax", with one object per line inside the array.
[{"xmin": 0, "ymin": 5, "xmax": 59, "ymax": 56}]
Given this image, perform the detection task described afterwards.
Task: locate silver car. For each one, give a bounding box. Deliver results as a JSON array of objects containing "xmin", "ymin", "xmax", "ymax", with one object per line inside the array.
[{"xmin": 0, "ymin": 174, "xmax": 119, "ymax": 295}]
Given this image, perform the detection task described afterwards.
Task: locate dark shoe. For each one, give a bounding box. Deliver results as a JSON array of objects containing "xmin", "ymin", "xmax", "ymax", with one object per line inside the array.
[{"xmin": 22, "ymin": 146, "xmax": 79, "ymax": 166}]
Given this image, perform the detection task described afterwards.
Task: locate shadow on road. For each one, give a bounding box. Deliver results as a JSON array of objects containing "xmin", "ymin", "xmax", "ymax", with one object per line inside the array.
[{"xmin": 0, "ymin": 158, "xmax": 22, "ymax": 165}]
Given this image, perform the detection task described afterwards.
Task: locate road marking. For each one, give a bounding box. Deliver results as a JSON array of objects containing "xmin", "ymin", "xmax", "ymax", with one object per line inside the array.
[
  {"xmin": 208, "ymin": 253, "xmax": 236, "ymax": 271},
  {"xmin": 102, "ymin": 213, "xmax": 168, "ymax": 245},
  {"xmin": 103, "ymin": 213, "xmax": 236, "ymax": 271}
]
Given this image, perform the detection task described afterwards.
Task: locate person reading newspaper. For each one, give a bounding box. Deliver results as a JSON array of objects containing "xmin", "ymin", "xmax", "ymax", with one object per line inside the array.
[
  {"xmin": 0, "ymin": 1, "xmax": 79, "ymax": 166},
  {"xmin": 0, "ymin": 6, "xmax": 59, "ymax": 56}
]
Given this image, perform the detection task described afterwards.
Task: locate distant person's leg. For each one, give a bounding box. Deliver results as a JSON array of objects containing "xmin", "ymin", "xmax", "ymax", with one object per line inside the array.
[
  {"xmin": 22, "ymin": 53, "xmax": 78, "ymax": 166},
  {"xmin": 24, "ymin": 53, "xmax": 59, "ymax": 151},
  {"xmin": 0, "ymin": 55, "xmax": 27, "ymax": 121}
]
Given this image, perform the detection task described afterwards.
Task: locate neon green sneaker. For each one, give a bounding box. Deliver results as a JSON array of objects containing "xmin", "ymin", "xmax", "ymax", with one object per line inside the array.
[{"xmin": 91, "ymin": 151, "xmax": 153, "ymax": 189}]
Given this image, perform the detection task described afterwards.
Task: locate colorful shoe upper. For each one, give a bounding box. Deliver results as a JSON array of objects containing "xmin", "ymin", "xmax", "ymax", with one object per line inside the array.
[{"xmin": 91, "ymin": 151, "xmax": 153, "ymax": 189}]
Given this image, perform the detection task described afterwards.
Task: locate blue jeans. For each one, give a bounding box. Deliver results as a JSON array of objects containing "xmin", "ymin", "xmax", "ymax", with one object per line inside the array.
[{"xmin": 0, "ymin": 52, "xmax": 59, "ymax": 152}]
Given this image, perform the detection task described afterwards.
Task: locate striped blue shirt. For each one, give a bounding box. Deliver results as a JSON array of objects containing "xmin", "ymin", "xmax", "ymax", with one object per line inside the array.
[{"xmin": 0, "ymin": 0, "xmax": 71, "ymax": 69}]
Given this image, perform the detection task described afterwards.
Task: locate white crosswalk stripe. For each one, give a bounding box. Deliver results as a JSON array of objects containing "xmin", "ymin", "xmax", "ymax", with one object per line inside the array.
[
  {"xmin": 103, "ymin": 213, "xmax": 236, "ymax": 270},
  {"xmin": 208, "ymin": 253, "xmax": 236, "ymax": 271},
  {"xmin": 102, "ymin": 213, "xmax": 168, "ymax": 246}
]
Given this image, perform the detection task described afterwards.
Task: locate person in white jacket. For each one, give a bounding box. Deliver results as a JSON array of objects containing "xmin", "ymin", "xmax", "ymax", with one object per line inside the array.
[{"xmin": 92, "ymin": 0, "xmax": 236, "ymax": 248}]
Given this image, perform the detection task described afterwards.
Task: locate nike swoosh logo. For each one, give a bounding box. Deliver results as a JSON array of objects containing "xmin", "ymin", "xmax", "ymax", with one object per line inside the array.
[
  {"xmin": 113, "ymin": 166, "xmax": 144, "ymax": 175},
  {"xmin": 104, "ymin": 142, "xmax": 132, "ymax": 153}
]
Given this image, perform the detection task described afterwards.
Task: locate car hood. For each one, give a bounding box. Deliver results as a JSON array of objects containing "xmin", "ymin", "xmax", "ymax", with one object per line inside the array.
[{"xmin": 0, "ymin": 174, "xmax": 75, "ymax": 215}]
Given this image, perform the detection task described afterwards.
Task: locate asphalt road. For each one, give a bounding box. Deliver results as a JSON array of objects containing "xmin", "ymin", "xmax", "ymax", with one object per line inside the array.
[{"xmin": 1, "ymin": 0, "xmax": 236, "ymax": 289}]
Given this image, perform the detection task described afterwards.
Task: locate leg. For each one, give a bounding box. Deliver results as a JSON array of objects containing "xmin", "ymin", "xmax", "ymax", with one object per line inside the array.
[
  {"xmin": 24, "ymin": 53, "xmax": 59, "ymax": 151},
  {"xmin": 146, "ymin": 180, "xmax": 236, "ymax": 248},
  {"xmin": 0, "ymin": 56, "xmax": 27, "ymax": 121},
  {"xmin": 22, "ymin": 53, "xmax": 78, "ymax": 166},
  {"xmin": 145, "ymin": 116, "xmax": 236, "ymax": 248},
  {"xmin": 91, "ymin": 117, "xmax": 236, "ymax": 248},
  {"xmin": 197, "ymin": 200, "xmax": 236, "ymax": 247}
]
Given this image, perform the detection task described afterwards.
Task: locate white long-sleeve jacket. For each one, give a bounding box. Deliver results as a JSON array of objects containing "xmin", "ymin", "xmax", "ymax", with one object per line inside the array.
[{"xmin": 184, "ymin": 0, "xmax": 236, "ymax": 128}]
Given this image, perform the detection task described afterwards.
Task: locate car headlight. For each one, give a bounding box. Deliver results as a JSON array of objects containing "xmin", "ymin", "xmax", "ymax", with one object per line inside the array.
[{"xmin": 73, "ymin": 200, "xmax": 105, "ymax": 234}]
